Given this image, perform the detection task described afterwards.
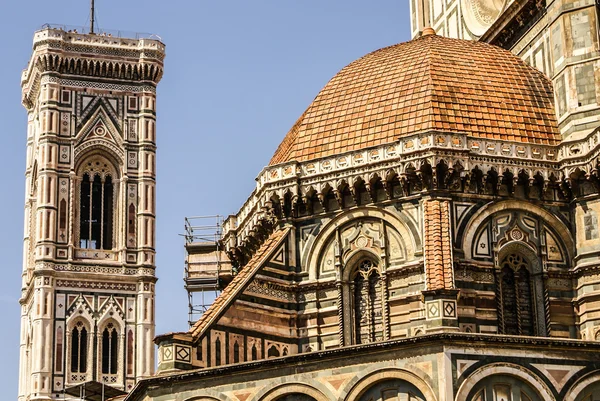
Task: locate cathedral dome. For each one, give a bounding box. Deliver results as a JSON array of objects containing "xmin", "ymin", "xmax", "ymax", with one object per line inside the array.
[{"xmin": 270, "ymin": 31, "xmax": 560, "ymax": 166}]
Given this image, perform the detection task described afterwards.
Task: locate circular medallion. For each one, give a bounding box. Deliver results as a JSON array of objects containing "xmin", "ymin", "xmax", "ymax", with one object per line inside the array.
[{"xmin": 461, "ymin": 0, "xmax": 506, "ymax": 37}]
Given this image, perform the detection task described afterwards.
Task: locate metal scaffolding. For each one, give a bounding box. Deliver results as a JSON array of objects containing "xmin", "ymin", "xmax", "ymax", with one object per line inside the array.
[{"xmin": 183, "ymin": 215, "xmax": 230, "ymax": 327}]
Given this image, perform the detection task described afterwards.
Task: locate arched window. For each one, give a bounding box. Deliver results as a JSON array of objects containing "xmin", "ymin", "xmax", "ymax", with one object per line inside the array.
[
  {"xmin": 267, "ymin": 345, "xmax": 280, "ymax": 358},
  {"xmin": 251, "ymin": 343, "xmax": 258, "ymax": 361},
  {"xmin": 101, "ymin": 323, "xmax": 118, "ymax": 374},
  {"xmin": 214, "ymin": 337, "xmax": 221, "ymax": 366},
  {"xmin": 70, "ymin": 322, "xmax": 88, "ymax": 374},
  {"xmin": 353, "ymin": 259, "xmax": 383, "ymax": 344},
  {"xmin": 79, "ymin": 158, "xmax": 115, "ymax": 250},
  {"xmin": 233, "ymin": 341, "xmax": 240, "ymax": 363},
  {"xmin": 498, "ymin": 254, "xmax": 535, "ymax": 336}
]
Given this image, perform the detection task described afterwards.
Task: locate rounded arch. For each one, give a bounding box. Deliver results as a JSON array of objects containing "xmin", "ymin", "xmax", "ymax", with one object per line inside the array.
[
  {"xmin": 564, "ymin": 370, "xmax": 600, "ymax": 401},
  {"xmin": 462, "ymin": 200, "xmax": 573, "ymax": 261},
  {"xmin": 74, "ymin": 145, "xmax": 123, "ymax": 177},
  {"xmin": 75, "ymin": 152, "xmax": 120, "ymax": 180},
  {"xmin": 257, "ymin": 383, "xmax": 329, "ymax": 401},
  {"xmin": 455, "ymin": 363, "xmax": 555, "ymax": 401},
  {"xmin": 342, "ymin": 368, "xmax": 437, "ymax": 401},
  {"xmin": 307, "ymin": 207, "xmax": 420, "ymax": 279}
]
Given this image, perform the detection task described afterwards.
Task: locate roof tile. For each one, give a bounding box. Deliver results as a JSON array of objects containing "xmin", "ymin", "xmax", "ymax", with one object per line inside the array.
[{"xmin": 270, "ymin": 34, "xmax": 560, "ymax": 165}]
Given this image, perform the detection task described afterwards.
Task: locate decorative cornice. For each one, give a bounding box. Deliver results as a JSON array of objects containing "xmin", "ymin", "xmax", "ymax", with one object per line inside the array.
[
  {"xmin": 125, "ymin": 332, "xmax": 600, "ymax": 401},
  {"xmin": 21, "ymin": 28, "xmax": 165, "ymax": 110},
  {"xmin": 224, "ymin": 128, "xmax": 600, "ymax": 259}
]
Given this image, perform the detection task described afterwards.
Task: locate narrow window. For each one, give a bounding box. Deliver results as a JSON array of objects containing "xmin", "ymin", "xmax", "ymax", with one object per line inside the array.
[
  {"xmin": 500, "ymin": 266, "xmax": 518, "ymax": 335},
  {"xmin": 251, "ymin": 343, "xmax": 257, "ymax": 361},
  {"xmin": 79, "ymin": 172, "xmax": 113, "ymax": 250},
  {"xmin": 55, "ymin": 326, "xmax": 63, "ymax": 372},
  {"xmin": 233, "ymin": 342, "xmax": 240, "ymax": 363},
  {"xmin": 103, "ymin": 176, "xmax": 113, "ymax": 249},
  {"xmin": 128, "ymin": 204, "xmax": 135, "ymax": 234},
  {"xmin": 353, "ymin": 260, "xmax": 383, "ymax": 344},
  {"xmin": 126, "ymin": 330, "xmax": 134, "ymax": 376},
  {"xmin": 80, "ymin": 174, "xmax": 91, "ymax": 248},
  {"xmin": 70, "ymin": 323, "xmax": 87, "ymax": 373},
  {"xmin": 214, "ymin": 337, "xmax": 221, "ymax": 366},
  {"xmin": 59, "ymin": 199, "xmax": 67, "ymax": 230},
  {"xmin": 90, "ymin": 175, "xmax": 102, "ymax": 248},
  {"xmin": 101, "ymin": 324, "xmax": 118, "ymax": 374},
  {"xmin": 498, "ymin": 254, "xmax": 535, "ymax": 336}
]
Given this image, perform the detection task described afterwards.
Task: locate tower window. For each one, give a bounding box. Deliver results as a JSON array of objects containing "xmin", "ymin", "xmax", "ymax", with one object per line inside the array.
[
  {"xmin": 70, "ymin": 322, "xmax": 88, "ymax": 374},
  {"xmin": 101, "ymin": 323, "xmax": 118, "ymax": 374},
  {"xmin": 79, "ymin": 170, "xmax": 114, "ymax": 250},
  {"xmin": 353, "ymin": 259, "xmax": 383, "ymax": 344}
]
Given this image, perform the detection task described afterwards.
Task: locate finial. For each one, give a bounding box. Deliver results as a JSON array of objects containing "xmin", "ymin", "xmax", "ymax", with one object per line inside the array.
[{"xmin": 422, "ymin": 27, "xmax": 436, "ymax": 36}]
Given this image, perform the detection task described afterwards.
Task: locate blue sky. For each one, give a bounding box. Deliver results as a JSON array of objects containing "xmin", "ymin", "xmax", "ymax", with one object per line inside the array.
[{"xmin": 0, "ymin": 1, "xmax": 410, "ymax": 397}]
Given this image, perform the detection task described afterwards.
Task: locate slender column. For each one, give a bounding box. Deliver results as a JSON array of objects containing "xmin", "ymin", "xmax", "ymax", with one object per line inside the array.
[
  {"xmin": 336, "ymin": 281, "xmax": 344, "ymax": 347},
  {"xmin": 382, "ymin": 272, "xmax": 390, "ymax": 340},
  {"xmin": 88, "ymin": 175, "xmax": 93, "ymax": 246}
]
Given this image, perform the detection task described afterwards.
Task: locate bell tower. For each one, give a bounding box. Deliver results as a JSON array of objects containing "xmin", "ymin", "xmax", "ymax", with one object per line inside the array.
[{"xmin": 18, "ymin": 26, "xmax": 165, "ymax": 400}]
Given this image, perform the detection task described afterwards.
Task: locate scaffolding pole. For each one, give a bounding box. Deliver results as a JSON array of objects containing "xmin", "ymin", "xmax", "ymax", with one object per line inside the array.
[{"xmin": 183, "ymin": 215, "xmax": 225, "ymax": 327}]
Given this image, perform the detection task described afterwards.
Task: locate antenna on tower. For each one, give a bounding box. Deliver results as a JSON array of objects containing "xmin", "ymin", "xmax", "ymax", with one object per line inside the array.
[{"xmin": 90, "ymin": 0, "xmax": 95, "ymax": 33}]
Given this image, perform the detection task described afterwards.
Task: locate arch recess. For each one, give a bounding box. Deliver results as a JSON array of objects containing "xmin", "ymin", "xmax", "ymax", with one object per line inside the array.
[
  {"xmin": 342, "ymin": 368, "xmax": 436, "ymax": 401},
  {"xmin": 75, "ymin": 147, "xmax": 122, "ymax": 177},
  {"xmin": 307, "ymin": 207, "xmax": 420, "ymax": 280},
  {"xmin": 462, "ymin": 200, "xmax": 574, "ymax": 261},
  {"xmin": 455, "ymin": 363, "xmax": 555, "ymax": 401},
  {"xmin": 564, "ymin": 370, "xmax": 600, "ymax": 401},
  {"xmin": 257, "ymin": 383, "xmax": 329, "ymax": 401}
]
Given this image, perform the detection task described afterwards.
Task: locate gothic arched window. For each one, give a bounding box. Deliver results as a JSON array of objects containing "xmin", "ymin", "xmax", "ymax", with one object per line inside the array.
[
  {"xmin": 498, "ymin": 254, "xmax": 535, "ymax": 336},
  {"xmin": 353, "ymin": 259, "xmax": 383, "ymax": 344},
  {"xmin": 101, "ymin": 323, "xmax": 118, "ymax": 374},
  {"xmin": 79, "ymin": 158, "xmax": 115, "ymax": 250},
  {"xmin": 70, "ymin": 322, "xmax": 88, "ymax": 374},
  {"xmin": 233, "ymin": 341, "xmax": 240, "ymax": 363},
  {"xmin": 251, "ymin": 343, "xmax": 258, "ymax": 360}
]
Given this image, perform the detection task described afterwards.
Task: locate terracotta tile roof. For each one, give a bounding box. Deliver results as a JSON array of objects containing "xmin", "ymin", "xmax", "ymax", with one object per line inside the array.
[
  {"xmin": 270, "ymin": 33, "xmax": 560, "ymax": 165},
  {"xmin": 424, "ymin": 200, "xmax": 453, "ymax": 290},
  {"xmin": 189, "ymin": 228, "xmax": 289, "ymax": 340}
]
